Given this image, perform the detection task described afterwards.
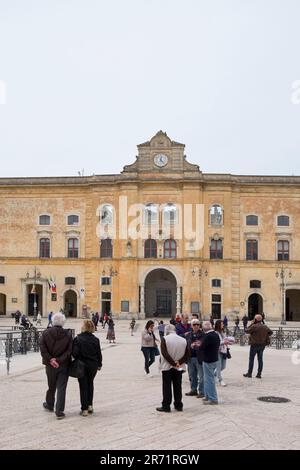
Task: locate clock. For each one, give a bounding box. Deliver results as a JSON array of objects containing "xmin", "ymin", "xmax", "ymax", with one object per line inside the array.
[{"xmin": 154, "ymin": 154, "xmax": 168, "ymax": 167}]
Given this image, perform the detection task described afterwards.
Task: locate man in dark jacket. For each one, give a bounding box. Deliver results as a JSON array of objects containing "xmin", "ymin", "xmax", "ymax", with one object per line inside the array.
[
  {"xmin": 200, "ymin": 321, "xmax": 220, "ymax": 405},
  {"xmin": 185, "ymin": 319, "xmax": 205, "ymax": 398},
  {"xmin": 40, "ymin": 312, "xmax": 72, "ymax": 419},
  {"xmin": 243, "ymin": 314, "xmax": 273, "ymax": 379}
]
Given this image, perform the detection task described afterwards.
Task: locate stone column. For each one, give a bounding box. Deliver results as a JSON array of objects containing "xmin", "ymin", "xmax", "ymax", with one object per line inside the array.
[
  {"xmin": 176, "ymin": 286, "xmax": 181, "ymax": 314},
  {"xmin": 140, "ymin": 284, "xmax": 145, "ymax": 319}
]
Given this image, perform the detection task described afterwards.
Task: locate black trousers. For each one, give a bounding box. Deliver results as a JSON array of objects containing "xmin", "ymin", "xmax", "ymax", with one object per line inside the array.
[
  {"xmin": 162, "ymin": 368, "xmax": 183, "ymax": 410},
  {"xmin": 248, "ymin": 345, "xmax": 265, "ymax": 375},
  {"xmin": 45, "ymin": 365, "xmax": 69, "ymax": 414},
  {"xmin": 78, "ymin": 365, "xmax": 98, "ymax": 410}
]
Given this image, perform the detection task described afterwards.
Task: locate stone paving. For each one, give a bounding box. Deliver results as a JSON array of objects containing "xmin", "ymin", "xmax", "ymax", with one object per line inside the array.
[{"xmin": 0, "ymin": 318, "xmax": 300, "ymax": 450}]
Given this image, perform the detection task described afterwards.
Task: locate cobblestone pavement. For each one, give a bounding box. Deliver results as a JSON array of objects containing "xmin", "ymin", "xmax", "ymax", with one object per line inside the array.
[{"xmin": 0, "ymin": 319, "xmax": 300, "ymax": 450}]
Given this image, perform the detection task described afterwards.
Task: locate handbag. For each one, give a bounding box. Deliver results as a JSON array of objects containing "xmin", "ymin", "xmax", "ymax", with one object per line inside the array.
[
  {"xmin": 68, "ymin": 359, "xmax": 85, "ymax": 378},
  {"xmin": 154, "ymin": 346, "xmax": 160, "ymax": 356},
  {"xmin": 226, "ymin": 348, "xmax": 231, "ymax": 359}
]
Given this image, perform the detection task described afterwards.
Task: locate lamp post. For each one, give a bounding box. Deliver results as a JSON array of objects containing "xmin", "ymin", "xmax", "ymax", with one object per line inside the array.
[
  {"xmin": 191, "ymin": 267, "xmax": 208, "ymax": 320},
  {"xmin": 30, "ymin": 266, "xmax": 41, "ymax": 322},
  {"xmin": 275, "ymin": 266, "xmax": 292, "ymax": 325}
]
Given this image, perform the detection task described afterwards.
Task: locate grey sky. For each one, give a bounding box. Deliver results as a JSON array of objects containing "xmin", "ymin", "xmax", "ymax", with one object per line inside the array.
[{"xmin": 0, "ymin": 0, "xmax": 300, "ymax": 178}]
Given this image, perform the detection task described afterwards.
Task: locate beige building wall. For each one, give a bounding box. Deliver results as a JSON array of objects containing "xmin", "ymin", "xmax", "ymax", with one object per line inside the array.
[{"xmin": 1, "ymin": 132, "xmax": 300, "ymax": 321}]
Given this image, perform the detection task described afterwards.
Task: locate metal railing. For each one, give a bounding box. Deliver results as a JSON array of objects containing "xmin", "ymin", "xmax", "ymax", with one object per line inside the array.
[
  {"xmin": 0, "ymin": 328, "xmax": 75, "ymax": 375},
  {"xmin": 228, "ymin": 327, "xmax": 300, "ymax": 349}
]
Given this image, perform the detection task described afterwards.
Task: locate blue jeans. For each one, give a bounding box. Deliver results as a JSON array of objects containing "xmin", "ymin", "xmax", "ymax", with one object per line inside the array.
[
  {"xmin": 215, "ymin": 353, "xmax": 227, "ymax": 382},
  {"xmin": 248, "ymin": 345, "xmax": 265, "ymax": 376},
  {"xmin": 203, "ymin": 361, "xmax": 218, "ymax": 402},
  {"xmin": 187, "ymin": 357, "xmax": 204, "ymax": 394},
  {"xmin": 141, "ymin": 347, "xmax": 156, "ymax": 373}
]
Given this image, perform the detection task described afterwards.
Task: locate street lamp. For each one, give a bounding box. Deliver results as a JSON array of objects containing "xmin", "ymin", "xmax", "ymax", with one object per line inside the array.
[
  {"xmin": 191, "ymin": 267, "xmax": 208, "ymax": 319},
  {"xmin": 29, "ymin": 266, "xmax": 41, "ymax": 321},
  {"xmin": 275, "ymin": 266, "xmax": 292, "ymax": 325}
]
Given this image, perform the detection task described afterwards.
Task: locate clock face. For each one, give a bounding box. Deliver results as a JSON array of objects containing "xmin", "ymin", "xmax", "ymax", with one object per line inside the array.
[{"xmin": 154, "ymin": 154, "xmax": 168, "ymax": 167}]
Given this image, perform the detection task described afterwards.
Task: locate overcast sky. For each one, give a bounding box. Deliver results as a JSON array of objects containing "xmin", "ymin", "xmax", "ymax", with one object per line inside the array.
[{"xmin": 0, "ymin": 0, "xmax": 300, "ymax": 178}]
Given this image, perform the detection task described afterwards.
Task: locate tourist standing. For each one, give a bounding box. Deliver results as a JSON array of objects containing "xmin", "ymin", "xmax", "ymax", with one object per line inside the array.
[
  {"xmin": 39, "ymin": 312, "xmax": 72, "ymax": 419},
  {"xmin": 214, "ymin": 320, "xmax": 234, "ymax": 387},
  {"xmin": 72, "ymin": 319, "xmax": 102, "ymax": 416},
  {"xmin": 106, "ymin": 317, "xmax": 116, "ymax": 343},
  {"xmin": 200, "ymin": 320, "xmax": 220, "ymax": 405},
  {"xmin": 129, "ymin": 318, "xmax": 136, "ymax": 336},
  {"xmin": 156, "ymin": 324, "xmax": 188, "ymax": 412},
  {"xmin": 185, "ymin": 319, "xmax": 205, "ymax": 398},
  {"xmin": 243, "ymin": 314, "xmax": 273, "ymax": 379}
]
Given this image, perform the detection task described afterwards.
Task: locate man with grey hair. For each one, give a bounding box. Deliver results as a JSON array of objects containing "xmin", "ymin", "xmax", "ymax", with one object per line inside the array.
[
  {"xmin": 200, "ymin": 320, "xmax": 220, "ymax": 405},
  {"xmin": 156, "ymin": 323, "xmax": 188, "ymax": 413},
  {"xmin": 243, "ymin": 314, "xmax": 273, "ymax": 379},
  {"xmin": 40, "ymin": 312, "xmax": 73, "ymax": 419}
]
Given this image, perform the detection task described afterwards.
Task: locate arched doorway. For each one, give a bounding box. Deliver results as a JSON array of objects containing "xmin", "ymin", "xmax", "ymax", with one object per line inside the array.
[
  {"xmin": 0, "ymin": 293, "xmax": 6, "ymax": 315},
  {"xmin": 144, "ymin": 269, "xmax": 177, "ymax": 317},
  {"xmin": 286, "ymin": 289, "xmax": 300, "ymax": 321},
  {"xmin": 64, "ymin": 290, "xmax": 77, "ymax": 317},
  {"xmin": 27, "ymin": 284, "xmax": 43, "ymax": 316},
  {"xmin": 248, "ymin": 293, "xmax": 263, "ymax": 320}
]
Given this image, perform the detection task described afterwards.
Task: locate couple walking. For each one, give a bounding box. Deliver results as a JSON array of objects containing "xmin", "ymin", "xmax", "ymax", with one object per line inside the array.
[{"xmin": 40, "ymin": 313, "xmax": 102, "ymax": 419}]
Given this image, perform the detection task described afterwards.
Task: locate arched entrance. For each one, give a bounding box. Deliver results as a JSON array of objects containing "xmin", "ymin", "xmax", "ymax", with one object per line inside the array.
[
  {"xmin": 144, "ymin": 269, "xmax": 177, "ymax": 317},
  {"xmin": 0, "ymin": 293, "xmax": 6, "ymax": 315},
  {"xmin": 248, "ymin": 293, "xmax": 263, "ymax": 320},
  {"xmin": 27, "ymin": 284, "xmax": 43, "ymax": 316},
  {"xmin": 286, "ymin": 289, "xmax": 300, "ymax": 321},
  {"xmin": 64, "ymin": 289, "xmax": 77, "ymax": 317}
]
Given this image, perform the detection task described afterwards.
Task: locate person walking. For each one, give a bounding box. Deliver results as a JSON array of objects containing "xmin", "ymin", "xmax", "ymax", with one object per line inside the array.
[
  {"xmin": 129, "ymin": 318, "xmax": 136, "ymax": 336},
  {"xmin": 223, "ymin": 315, "xmax": 228, "ymax": 334},
  {"xmin": 103, "ymin": 312, "xmax": 109, "ymax": 329},
  {"xmin": 158, "ymin": 320, "xmax": 165, "ymax": 340},
  {"xmin": 36, "ymin": 311, "xmax": 42, "ymax": 326},
  {"xmin": 156, "ymin": 324, "xmax": 188, "ymax": 412},
  {"xmin": 200, "ymin": 320, "xmax": 220, "ymax": 405},
  {"xmin": 47, "ymin": 311, "xmax": 53, "ymax": 328},
  {"xmin": 242, "ymin": 314, "xmax": 248, "ymax": 331},
  {"xmin": 234, "ymin": 316, "xmax": 240, "ymax": 336},
  {"xmin": 106, "ymin": 317, "xmax": 116, "ymax": 343},
  {"xmin": 39, "ymin": 312, "xmax": 72, "ymax": 419},
  {"xmin": 15, "ymin": 310, "xmax": 21, "ymax": 325},
  {"xmin": 185, "ymin": 319, "xmax": 205, "ymax": 398},
  {"xmin": 141, "ymin": 320, "xmax": 159, "ymax": 375},
  {"xmin": 243, "ymin": 314, "xmax": 273, "ymax": 379},
  {"xmin": 72, "ymin": 319, "xmax": 102, "ymax": 416}
]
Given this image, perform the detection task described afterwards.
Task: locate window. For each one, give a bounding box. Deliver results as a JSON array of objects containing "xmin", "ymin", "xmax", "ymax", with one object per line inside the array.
[
  {"xmin": 278, "ymin": 215, "xmax": 289, "ymax": 226},
  {"xmin": 0, "ymin": 276, "xmax": 5, "ymax": 284},
  {"xmin": 102, "ymin": 292, "xmax": 111, "ymax": 300},
  {"xmin": 250, "ymin": 280, "xmax": 261, "ymax": 288},
  {"xmin": 65, "ymin": 277, "xmax": 76, "ymax": 285},
  {"xmin": 212, "ymin": 279, "xmax": 221, "ymax": 288},
  {"xmin": 210, "ymin": 205, "xmax": 223, "ymax": 225},
  {"xmin": 100, "ymin": 205, "xmax": 113, "ymax": 225},
  {"xmin": 246, "ymin": 240, "xmax": 258, "ymax": 261},
  {"xmin": 211, "ymin": 294, "xmax": 222, "ymax": 319},
  {"xmin": 100, "ymin": 238, "xmax": 113, "ymax": 258},
  {"xmin": 144, "ymin": 239, "xmax": 157, "ymax": 258},
  {"xmin": 101, "ymin": 277, "xmax": 111, "ymax": 286},
  {"xmin": 210, "ymin": 239, "xmax": 223, "ymax": 259},
  {"xmin": 246, "ymin": 215, "xmax": 258, "ymax": 226},
  {"xmin": 191, "ymin": 302, "xmax": 200, "ymax": 313},
  {"xmin": 51, "ymin": 293, "xmax": 57, "ymax": 301},
  {"xmin": 278, "ymin": 240, "xmax": 289, "ymax": 261},
  {"xmin": 39, "ymin": 238, "xmax": 50, "ymax": 258},
  {"xmin": 121, "ymin": 300, "xmax": 129, "ymax": 312},
  {"xmin": 68, "ymin": 214, "xmax": 79, "ymax": 226},
  {"xmin": 164, "ymin": 239, "xmax": 177, "ymax": 258},
  {"xmin": 144, "ymin": 203, "xmax": 158, "ymax": 225},
  {"xmin": 68, "ymin": 238, "xmax": 79, "ymax": 258},
  {"xmin": 39, "ymin": 214, "xmax": 50, "ymax": 225},
  {"xmin": 163, "ymin": 203, "xmax": 177, "ymax": 225}
]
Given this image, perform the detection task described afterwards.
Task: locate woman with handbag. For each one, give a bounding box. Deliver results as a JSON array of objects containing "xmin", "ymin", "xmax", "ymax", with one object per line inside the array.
[
  {"xmin": 141, "ymin": 320, "xmax": 159, "ymax": 375},
  {"xmin": 72, "ymin": 320, "xmax": 102, "ymax": 416},
  {"xmin": 214, "ymin": 320, "xmax": 234, "ymax": 387}
]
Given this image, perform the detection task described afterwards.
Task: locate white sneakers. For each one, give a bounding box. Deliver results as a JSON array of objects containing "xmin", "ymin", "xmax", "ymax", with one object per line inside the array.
[{"xmin": 219, "ymin": 380, "xmax": 227, "ymax": 387}]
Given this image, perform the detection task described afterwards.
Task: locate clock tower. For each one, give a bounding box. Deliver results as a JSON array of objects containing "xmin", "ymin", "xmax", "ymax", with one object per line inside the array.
[{"xmin": 122, "ymin": 130, "xmax": 201, "ymax": 176}]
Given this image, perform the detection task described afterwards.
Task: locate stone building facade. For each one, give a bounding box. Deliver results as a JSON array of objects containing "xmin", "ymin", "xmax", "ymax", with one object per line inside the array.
[{"xmin": 0, "ymin": 131, "xmax": 300, "ymax": 321}]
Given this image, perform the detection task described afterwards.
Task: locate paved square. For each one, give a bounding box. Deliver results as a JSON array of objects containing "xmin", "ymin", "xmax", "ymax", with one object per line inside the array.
[{"xmin": 0, "ymin": 319, "xmax": 300, "ymax": 450}]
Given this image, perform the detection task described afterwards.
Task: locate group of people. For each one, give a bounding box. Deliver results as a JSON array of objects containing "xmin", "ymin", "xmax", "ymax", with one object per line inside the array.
[
  {"xmin": 141, "ymin": 313, "xmax": 273, "ymax": 412},
  {"xmin": 40, "ymin": 313, "xmax": 102, "ymax": 419}
]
